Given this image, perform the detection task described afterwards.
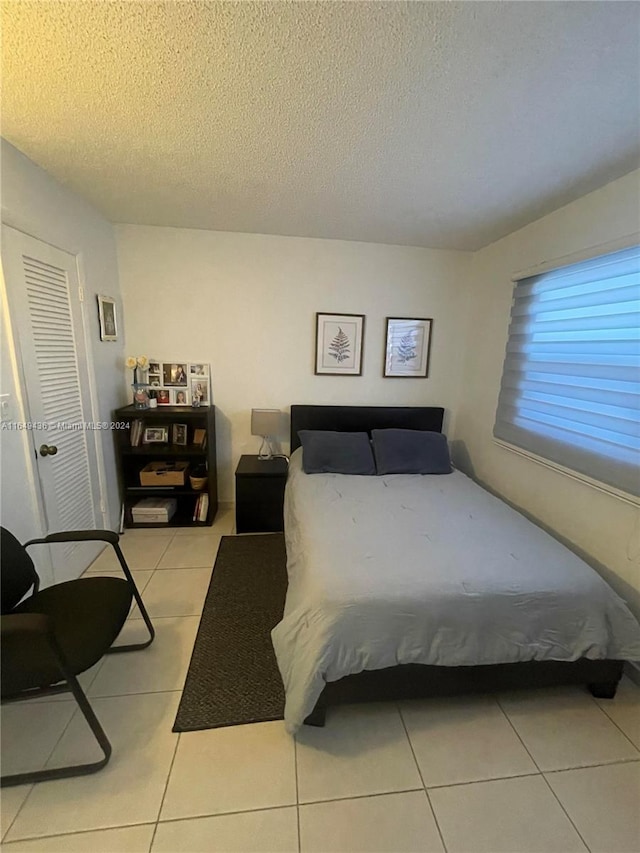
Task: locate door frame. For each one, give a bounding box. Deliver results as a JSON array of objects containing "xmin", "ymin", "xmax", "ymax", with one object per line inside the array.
[{"xmin": 1, "ymin": 216, "xmax": 111, "ymax": 538}]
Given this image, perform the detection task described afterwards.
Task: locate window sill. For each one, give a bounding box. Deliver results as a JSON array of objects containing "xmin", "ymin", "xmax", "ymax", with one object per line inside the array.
[{"xmin": 492, "ymin": 438, "xmax": 639, "ymax": 508}]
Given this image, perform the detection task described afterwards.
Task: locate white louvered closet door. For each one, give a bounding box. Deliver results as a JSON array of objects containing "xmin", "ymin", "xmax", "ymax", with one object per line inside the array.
[{"xmin": 2, "ymin": 227, "xmax": 103, "ymax": 581}]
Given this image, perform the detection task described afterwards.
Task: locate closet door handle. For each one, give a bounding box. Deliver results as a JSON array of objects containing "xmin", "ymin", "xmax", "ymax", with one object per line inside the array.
[{"xmin": 39, "ymin": 444, "xmax": 58, "ymax": 457}]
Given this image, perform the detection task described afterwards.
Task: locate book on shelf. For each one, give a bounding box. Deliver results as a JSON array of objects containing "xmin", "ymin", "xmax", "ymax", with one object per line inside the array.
[
  {"xmin": 193, "ymin": 493, "xmax": 209, "ymax": 522},
  {"xmin": 199, "ymin": 493, "xmax": 209, "ymax": 522},
  {"xmin": 193, "ymin": 428, "xmax": 206, "ymax": 448},
  {"xmin": 130, "ymin": 419, "xmax": 144, "ymax": 447}
]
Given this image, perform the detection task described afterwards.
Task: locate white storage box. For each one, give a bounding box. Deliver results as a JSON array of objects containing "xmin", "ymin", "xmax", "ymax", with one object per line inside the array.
[{"xmin": 131, "ymin": 497, "xmax": 177, "ymax": 524}]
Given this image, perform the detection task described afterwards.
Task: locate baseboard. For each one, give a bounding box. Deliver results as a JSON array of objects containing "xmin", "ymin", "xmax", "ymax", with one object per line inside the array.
[
  {"xmin": 218, "ymin": 501, "xmax": 234, "ymax": 513},
  {"xmin": 624, "ymin": 660, "xmax": 640, "ymax": 687}
]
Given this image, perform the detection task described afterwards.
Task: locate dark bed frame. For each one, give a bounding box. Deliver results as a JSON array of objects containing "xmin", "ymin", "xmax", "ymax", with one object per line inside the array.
[{"xmin": 289, "ymin": 405, "xmax": 624, "ymax": 727}]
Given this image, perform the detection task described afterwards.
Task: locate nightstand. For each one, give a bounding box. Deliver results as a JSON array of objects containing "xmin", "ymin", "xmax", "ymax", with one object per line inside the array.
[{"xmin": 235, "ymin": 455, "xmax": 288, "ymax": 534}]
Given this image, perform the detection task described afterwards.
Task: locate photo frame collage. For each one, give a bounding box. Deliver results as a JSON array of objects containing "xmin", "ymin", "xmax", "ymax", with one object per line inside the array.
[{"xmin": 147, "ymin": 361, "xmax": 212, "ymax": 406}]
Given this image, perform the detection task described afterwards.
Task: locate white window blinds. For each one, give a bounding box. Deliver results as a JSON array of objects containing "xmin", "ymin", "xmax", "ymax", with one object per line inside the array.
[{"xmin": 493, "ymin": 244, "xmax": 640, "ymax": 497}]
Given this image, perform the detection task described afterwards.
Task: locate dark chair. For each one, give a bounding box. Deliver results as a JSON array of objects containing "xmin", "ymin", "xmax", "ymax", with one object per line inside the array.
[{"xmin": 1, "ymin": 527, "xmax": 155, "ymax": 787}]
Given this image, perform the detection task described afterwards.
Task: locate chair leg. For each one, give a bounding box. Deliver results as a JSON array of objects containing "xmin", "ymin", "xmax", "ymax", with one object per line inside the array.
[
  {"xmin": 1, "ymin": 673, "xmax": 112, "ymax": 788},
  {"xmin": 106, "ymin": 602, "xmax": 154, "ymax": 654},
  {"xmin": 106, "ymin": 543, "xmax": 155, "ymax": 654}
]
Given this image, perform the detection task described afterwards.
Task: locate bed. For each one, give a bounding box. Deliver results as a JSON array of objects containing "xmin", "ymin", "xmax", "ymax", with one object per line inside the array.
[{"xmin": 271, "ymin": 405, "xmax": 640, "ymax": 732}]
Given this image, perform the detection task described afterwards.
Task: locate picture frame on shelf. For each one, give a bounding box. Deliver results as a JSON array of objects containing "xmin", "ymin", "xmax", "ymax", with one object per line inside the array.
[
  {"xmin": 383, "ymin": 317, "xmax": 432, "ymax": 378},
  {"xmin": 162, "ymin": 363, "xmax": 188, "ymax": 386},
  {"xmin": 173, "ymin": 388, "xmax": 190, "ymax": 406},
  {"xmin": 315, "ymin": 312, "xmax": 365, "ymax": 375},
  {"xmin": 146, "ymin": 359, "xmax": 211, "ymax": 407},
  {"xmin": 172, "ymin": 423, "xmax": 188, "ymax": 445},
  {"xmin": 113, "ymin": 400, "xmax": 216, "ymax": 532},
  {"xmin": 191, "ymin": 379, "xmax": 209, "ymax": 406},
  {"xmin": 97, "ymin": 295, "xmax": 118, "ymax": 341},
  {"xmin": 142, "ymin": 426, "xmax": 169, "ymax": 444}
]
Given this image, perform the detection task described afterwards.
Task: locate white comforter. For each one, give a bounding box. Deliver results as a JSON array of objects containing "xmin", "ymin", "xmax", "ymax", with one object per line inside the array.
[{"xmin": 271, "ymin": 450, "xmax": 640, "ymax": 732}]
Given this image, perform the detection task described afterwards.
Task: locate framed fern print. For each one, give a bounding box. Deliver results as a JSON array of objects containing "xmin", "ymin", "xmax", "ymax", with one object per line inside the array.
[
  {"xmin": 315, "ymin": 313, "xmax": 365, "ymax": 375},
  {"xmin": 384, "ymin": 317, "xmax": 432, "ymax": 378}
]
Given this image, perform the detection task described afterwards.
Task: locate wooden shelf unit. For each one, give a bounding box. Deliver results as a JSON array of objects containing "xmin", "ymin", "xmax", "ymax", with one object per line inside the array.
[{"xmin": 113, "ymin": 405, "xmax": 218, "ymax": 528}]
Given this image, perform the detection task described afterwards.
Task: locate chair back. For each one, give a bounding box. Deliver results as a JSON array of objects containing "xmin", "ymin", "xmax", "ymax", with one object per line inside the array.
[{"xmin": 1, "ymin": 528, "xmax": 39, "ymax": 613}]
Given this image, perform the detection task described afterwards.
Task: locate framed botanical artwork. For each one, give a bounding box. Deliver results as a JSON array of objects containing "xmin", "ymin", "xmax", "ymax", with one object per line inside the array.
[
  {"xmin": 97, "ymin": 295, "xmax": 117, "ymax": 341},
  {"xmin": 384, "ymin": 317, "xmax": 433, "ymax": 378},
  {"xmin": 315, "ymin": 312, "xmax": 365, "ymax": 376}
]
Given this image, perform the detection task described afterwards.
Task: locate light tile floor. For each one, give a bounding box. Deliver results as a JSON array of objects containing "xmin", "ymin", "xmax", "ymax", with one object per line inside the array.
[{"xmin": 2, "ymin": 507, "xmax": 640, "ymax": 852}]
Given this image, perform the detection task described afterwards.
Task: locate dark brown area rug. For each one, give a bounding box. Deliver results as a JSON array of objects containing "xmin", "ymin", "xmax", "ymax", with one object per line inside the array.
[{"xmin": 172, "ymin": 533, "xmax": 288, "ymax": 732}]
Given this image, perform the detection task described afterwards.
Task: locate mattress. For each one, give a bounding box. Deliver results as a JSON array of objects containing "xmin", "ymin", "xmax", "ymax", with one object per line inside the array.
[{"xmin": 272, "ymin": 449, "xmax": 640, "ymax": 732}]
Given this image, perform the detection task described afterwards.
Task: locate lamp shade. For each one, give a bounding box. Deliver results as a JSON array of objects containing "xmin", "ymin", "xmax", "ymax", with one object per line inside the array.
[{"xmin": 251, "ymin": 408, "xmax": 281, "ymax": 437}]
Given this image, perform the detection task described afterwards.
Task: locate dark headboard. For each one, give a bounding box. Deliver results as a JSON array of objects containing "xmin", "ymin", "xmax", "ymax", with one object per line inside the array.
[{"xmin": 290, "ymin": 405, "xmax": 445, "ymax": 452}]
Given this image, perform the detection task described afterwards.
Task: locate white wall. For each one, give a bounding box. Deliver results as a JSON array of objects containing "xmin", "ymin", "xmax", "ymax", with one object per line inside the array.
[
  {"xmin": 116, "ymin": 225, "xmax": 472, "ymax": 501},
  {"xmin": 8, "ymin": 132, "xmax": 634, "ymax": 615},
  {"xmin": 455, "ymin": 169, "xmax": 640, "ymax": 616},
  {"xmin": 0, "ymin": 140, "xmax": 126, "ymax": 543}
]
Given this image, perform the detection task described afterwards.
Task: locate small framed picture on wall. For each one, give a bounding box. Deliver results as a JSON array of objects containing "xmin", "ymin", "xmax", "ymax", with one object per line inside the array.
[
  {"xmin": 315, "ymin": 312, "xmax": 365, "ymax": 375},
  {"xmin": 97, "ymin": 295, "xmax": 117, "ymax": 341},
  {"xmin": 384, "ymin": 317, "xmax": 432, "ymax": 378}
]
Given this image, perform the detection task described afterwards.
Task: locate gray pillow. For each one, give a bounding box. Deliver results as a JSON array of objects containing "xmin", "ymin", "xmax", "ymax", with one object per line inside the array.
[
  {"xmin": 298, "ymin": 430, "xmax": 376, "ymax": 475},
  {"xmin": 371, "ymin": 429, "xmax": 452, "ymax": 475}
]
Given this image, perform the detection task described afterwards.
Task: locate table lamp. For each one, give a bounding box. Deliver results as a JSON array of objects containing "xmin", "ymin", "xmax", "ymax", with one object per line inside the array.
[{"xmin": 251, "ymin": 408, "xmax": 282, "ymax": 461}]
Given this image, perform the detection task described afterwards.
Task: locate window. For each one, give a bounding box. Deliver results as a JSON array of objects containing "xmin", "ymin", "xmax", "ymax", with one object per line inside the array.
[{"xmin": 494, "ymin": 245, "xmax": 640, "ymax": 497}]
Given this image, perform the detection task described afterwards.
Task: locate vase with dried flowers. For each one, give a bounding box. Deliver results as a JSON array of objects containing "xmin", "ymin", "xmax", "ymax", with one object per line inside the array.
[{"xmin": 126, "ymin": 355, "xmax": 149, "ymax": 408}]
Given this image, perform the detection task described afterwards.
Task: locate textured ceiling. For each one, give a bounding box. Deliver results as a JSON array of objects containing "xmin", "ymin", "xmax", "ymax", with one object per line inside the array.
[{"xmin": 2, "ymin": 1, "xmax": 639, "ymax": 250}]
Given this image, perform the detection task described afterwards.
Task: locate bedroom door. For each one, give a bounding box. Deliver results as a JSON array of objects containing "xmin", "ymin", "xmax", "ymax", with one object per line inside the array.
[{"xmin": 2, "ymin": 226, "xmax": 104, "ymax": 580}]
